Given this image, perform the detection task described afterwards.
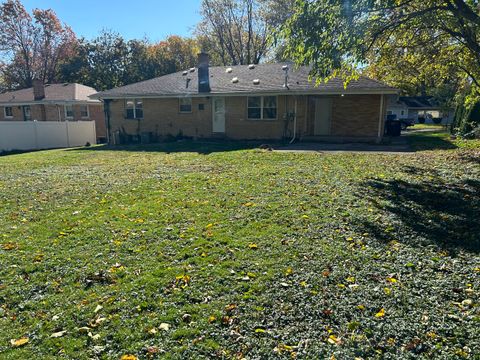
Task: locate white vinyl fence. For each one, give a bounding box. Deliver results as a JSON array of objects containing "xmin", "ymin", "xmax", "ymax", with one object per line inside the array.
[{"xmin": 0, "ymin": 121, "xmax": 96, "ymax": 152}]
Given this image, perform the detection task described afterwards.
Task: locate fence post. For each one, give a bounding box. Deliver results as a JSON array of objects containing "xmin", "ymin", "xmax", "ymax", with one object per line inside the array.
[
  {"xmin": 66, "ymin": 121, "xmax": 70, "ymax": 147},
  {"xmin": 33, "ymin": 121, "xmax": 39, "ymax": 149}
]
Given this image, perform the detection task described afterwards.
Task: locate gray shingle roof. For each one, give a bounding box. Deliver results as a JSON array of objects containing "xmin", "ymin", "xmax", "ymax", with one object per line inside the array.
[
  {"xmin": 93, "ymin": 63, "xmax": 397, "ymax": 99},
  {"xmin": 0, "ymin": 83, "xmax": 101, "ymax": 104}
]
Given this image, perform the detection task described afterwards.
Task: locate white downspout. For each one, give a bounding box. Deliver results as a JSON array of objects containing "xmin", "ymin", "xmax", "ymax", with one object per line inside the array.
[
  {"xmin": 377, "ymin": 94, "xmax": 385, "ymax": 142},
  {"xmin": 290, "ymin": 96, "xmax": 298, "ymax": 144}
]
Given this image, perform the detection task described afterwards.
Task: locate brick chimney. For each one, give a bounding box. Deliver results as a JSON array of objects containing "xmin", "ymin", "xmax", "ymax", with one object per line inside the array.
[
  {"xmin": 33, "ymin": 79, "xmax": 45, "ymax": 101},
  {"xmin": 198, "ymin": 52, "xmax": 211, "ymax": 93}
]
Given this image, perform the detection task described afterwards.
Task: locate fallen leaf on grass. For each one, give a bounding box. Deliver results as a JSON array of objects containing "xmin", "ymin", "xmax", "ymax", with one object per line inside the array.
[
  {"xmin": 10, "ymin": 337, "xmax": 29, "ymax": 347},
  {"xmin": 375, "ymin": 308, "xmax": 386, "ymax": 318},
  {"xmin": 94, "ymin": 305, "xmax": 103, "ymax": 313},
  {"xmin": 159, "ymin": 323, "xmax": 170, "ymax": 331},
  {"xmin": 248, "ymin": 243, "xmax": 258, "ymax": 249},
  {"xmin": 327, "ymin": 334, "xmax": 341, "ymax": 345},
  {"xmin": 243, "ymin": 202, "xmax": 255, "ymax": 207},
  {"xmin": 50, "ymin": 330, "xmax": 67, "ymax": 338},
  {"xmin": 120, "ymin": 355, "xmax": 137, "ymax": 360},
  {"xmin": 2, "ymin": 242, "xmax": 17, "ymax": 251}
]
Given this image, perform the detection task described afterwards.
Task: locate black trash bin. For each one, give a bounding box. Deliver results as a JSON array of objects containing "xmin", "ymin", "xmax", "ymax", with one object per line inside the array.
[{"xmin": 385, "ymin": 119, "xmax": 401, "ymax": 137}]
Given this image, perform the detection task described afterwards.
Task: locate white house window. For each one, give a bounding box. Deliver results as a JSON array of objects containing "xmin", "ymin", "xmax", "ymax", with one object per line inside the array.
[
  {"xmin": 126, "ymin": 99, "xmax": 143, "ymax": 119},
  {"xmin": 248, "ymin": 96, "xmax": 277, "ymax": 120},
  {"xmin": 80, "ymin": 105, "xmax": 89, "ymax": 118},
  {"xmin": 179, "ymin": 97, "xmax": 192, "ymax": 113},
  {"xmin": 65, "ymin": 104, "xmax": 74, "ymax": 119},
  {"xmin": 4, "ymin": 106, "xmax": 13, "ymax": 118}
]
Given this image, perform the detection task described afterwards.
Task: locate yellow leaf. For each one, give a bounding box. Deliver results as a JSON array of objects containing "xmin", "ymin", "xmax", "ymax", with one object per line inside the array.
[
  {"xmin": 327, "ymin": 334, "xmax": 341, "ymax": 345},
  {"xmin": 208, "ymin": 315, "xmax": 216, "ymax": 323},
  {"xmin": 384, "ymin": 287, "xmax": 392, "ymax": 295},
  {"xmin": 386, "ymin": 277, "xmax": 397, "ymax": 283},
  {"xmin": 255, "ymin": 328, "xmax": 266, "ymax": 333},
  {"xmin": 357, "ymin": 304, "xmax": 365, "ymax": 311},
  {"xmin": 205, "ymin": 223, "xmax": 213, "ymax": 229},
  {"xmin": 346, "ymin": 276, "xmax": 355, "ymax": 283},
  {"xmin": 248, "ymin": 243, "xmax": 258, "ymax": 249},
  {"xmin": 375, "ymin": 308, "xmax": 386, "ymax": 318},
  {"xmin": 2, "ymin": 242, "xmax": 17, "ymax": 250},
  {"xmin": 10, "ymin": 337, "xmax": 29, "ymax": 347},
  {"xmin": 243, "ymin": 202, "xmax": 255, "ymax": 207},
  {"xmin": 120, "ymin": 355, "xmax": 137, "ymax": 360},
  {"xmin": 285, "ymin": 268, "xmax": 293, "ymax": 276}
]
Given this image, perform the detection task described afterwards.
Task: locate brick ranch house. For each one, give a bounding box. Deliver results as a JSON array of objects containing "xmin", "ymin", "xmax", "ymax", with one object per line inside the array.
[
  {"xmin": 0, "ymin": 81, "xmax": 106, "ymax": 142},
  {"xmin": 92, "ymin": 53, "xmax": 398, "ymax": 143}
]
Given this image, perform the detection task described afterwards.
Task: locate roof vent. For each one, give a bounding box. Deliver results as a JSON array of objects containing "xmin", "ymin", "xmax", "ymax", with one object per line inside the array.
[
  {"xmin": 253, "ymin": 79, "xmax": 260, "ymax": 85},
  {"xmin": 248, "ymin": 64, "xmax": 255, "ymax": 70},
  {"xmin": 232, "ymin": 77, "xmax": 239, "ymax": 83},
  {"xmin": 189, "ymin": 67, "xmax": 195, "ymax": 73},
  {"xmin": 282, "ymin": 64, "xmax": 290, "ymax": 90},
  {"xmin": 226, "ymin": 67, "xmax": 233, "ymax": 73},
  {"xmin": 182, "ymin": 71, "xmax": 188, "ymax": 76}
]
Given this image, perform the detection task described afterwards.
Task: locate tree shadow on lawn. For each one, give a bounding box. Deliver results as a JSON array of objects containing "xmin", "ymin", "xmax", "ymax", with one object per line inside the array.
[
  {"xmin": 69, "ymin": 140, "xmax": 275, "ymax": 155},
  {"xmin": 355, "ymin": 166, "xmax": 480, "ymax": 254}
]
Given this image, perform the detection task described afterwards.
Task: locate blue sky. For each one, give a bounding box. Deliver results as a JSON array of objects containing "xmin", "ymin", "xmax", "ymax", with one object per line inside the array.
[{"xmin": 21, "ymin": 0, "xmax": 202, "ymax": 41}]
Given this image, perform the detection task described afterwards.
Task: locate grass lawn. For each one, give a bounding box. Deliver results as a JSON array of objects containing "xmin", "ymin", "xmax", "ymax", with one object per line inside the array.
[{"xmin": 1, "ymin": 138, "xmax": 479, "ymax": 359}]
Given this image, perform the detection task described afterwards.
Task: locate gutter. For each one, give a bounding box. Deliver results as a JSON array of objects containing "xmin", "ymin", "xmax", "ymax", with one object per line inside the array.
[
  {"xmin": 377, "ymin": 94, "xmax": 385, "ymax": 141},
  {"xmin": 92, "ymin": 89, "xmax": 399, "ymax": 101},
  {"xmin": 290, "ymin": 96, "xmax": 298, "ymax": 144}
]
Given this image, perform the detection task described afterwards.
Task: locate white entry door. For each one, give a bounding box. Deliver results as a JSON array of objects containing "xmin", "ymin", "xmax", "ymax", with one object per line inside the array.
[
  {"xmin": 212, "ymin": 97, "xmax": 226, "ymax": 133},
  {"xmin": 314, "ymin": 98, "xmax": 332, "ymax": 135}
]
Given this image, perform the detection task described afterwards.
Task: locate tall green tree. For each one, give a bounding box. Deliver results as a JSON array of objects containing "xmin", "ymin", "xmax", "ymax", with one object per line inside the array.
[
  {"xmin": 60, "ymin": 32, "xmax": 199, "ymax": 91},
  {"xmin": 280, "ymin": 0, "xmax": 480, "ymax": 90}
]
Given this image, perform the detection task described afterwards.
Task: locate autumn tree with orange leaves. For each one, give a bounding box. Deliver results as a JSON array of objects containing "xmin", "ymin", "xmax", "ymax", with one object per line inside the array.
[{"xmin": 0, "ymin": 0, "xmax": 77, "ymax": 89}]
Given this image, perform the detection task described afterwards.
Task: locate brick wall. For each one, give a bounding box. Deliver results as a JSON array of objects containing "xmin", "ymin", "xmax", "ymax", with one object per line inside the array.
[
  {"xmin": 331, "ymin": 94, "xmax": 382, "ymax": 137},
  {"xmin": 305, "ymin": 94, "xmax": 383, "ymax": 139},
  {"xmin": 108, "ymin": 95, "xmax": 309, "ymax": 141},
  {"xmin": 107, "ymin": 94, "xmax": 383, "ymax": 142}
]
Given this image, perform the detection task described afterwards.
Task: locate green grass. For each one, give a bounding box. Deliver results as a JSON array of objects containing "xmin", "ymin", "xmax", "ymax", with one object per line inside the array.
[
  {"xmin": 1, "ymin": 139, "xmax": 479, "ymax": 359},
  {"xmin": 410, "ymin": 123, "xmax": 445, "ymax": 130},
  {"xmin": 407, "ymin": 129, "xmax": 480, "ymax": 151}
]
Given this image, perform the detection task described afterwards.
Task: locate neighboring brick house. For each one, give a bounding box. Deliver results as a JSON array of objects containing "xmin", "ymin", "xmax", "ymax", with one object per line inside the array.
[
  {"xmin": 0, "ymin": 82, "xmax": 106, "ymax": 142},
  {"xmin": 93, "ymin": 53, "xmax": 397, "ymax": 143}
]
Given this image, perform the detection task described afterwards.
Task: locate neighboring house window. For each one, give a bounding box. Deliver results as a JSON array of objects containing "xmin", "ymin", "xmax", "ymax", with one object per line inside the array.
[
  {"xmin": 23, "ymin": 105, "xmax": 31, "ymax": 121},
  {"xmin": 248, "ymin": 96, "xmax": 277, "ymax": 120},
  {"xmin": 387, "ymin": 111, "xmax": 393, "ymax": 115},
  {"xmin": 125, "ymin": 99, "xmax": 143, "ymax": 119},
  {"xmin": 80, "ymin": 105, "xmax": 89, "ymax": 118},
  {"xmin": 179, "ymin": 98, "xmax": 192, "ymax": 113},
  {"xmin": 65, "ymin": 104, "xmax": 74, "ymax": 119},
  {"xmin": 4, "ymin": 106, "xmax": 13, "ymax": 118}
]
